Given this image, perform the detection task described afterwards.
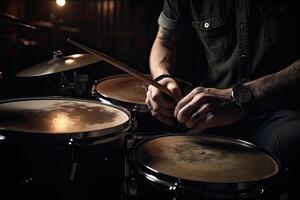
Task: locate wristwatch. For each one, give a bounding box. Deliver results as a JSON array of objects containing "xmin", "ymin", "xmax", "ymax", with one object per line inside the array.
[{"xmin": 230, "ymin": 83, "xmax": 254, "ymax": 113}]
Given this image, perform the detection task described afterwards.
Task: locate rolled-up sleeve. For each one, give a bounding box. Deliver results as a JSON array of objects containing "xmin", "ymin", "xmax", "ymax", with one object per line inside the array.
[
  {"xmin": 158, "ymin": 0, "xmax": 191, "ymax": 33},
  {"xmin": 158, "ymin": 12, "xmax": 178, "ymax": 30}
]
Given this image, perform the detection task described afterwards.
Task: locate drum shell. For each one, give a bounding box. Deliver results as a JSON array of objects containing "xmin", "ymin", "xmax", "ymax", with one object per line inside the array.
[
  {"xmin": 134, "ymin": 170, "xmax": 268, "ymax": 200},
  {"xmin": 131, "ymin": 134, "xmax": 281, "ymax": 200},
  {"xmin": 1, "ymin": 134, "xmax": 127, "ymax": 199},
  {"xmin": 0, "ymin": 97, "xmax": 131, "ymax": 199}
]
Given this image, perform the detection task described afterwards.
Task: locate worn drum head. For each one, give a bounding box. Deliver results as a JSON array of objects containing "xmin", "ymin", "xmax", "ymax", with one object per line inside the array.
[
  {"xmin": 94, "ymin": 74, "xmax": 150, "ymax": 105},
  {"xmin": 0, "ymin": 98, "xmax": 130, "ymax": 139},
  {"xmin": 136, "ymin": 135, "xmax": 279, "ymax": 188}
]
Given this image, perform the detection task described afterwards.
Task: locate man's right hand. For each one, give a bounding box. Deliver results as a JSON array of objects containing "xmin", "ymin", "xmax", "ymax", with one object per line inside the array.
[{"xmin": 145, "ymin": 77, "xmax": 182, "ymax": 126}]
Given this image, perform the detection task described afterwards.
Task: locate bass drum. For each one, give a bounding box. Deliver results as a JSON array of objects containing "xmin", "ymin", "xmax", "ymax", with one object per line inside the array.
[
  {"xmin": 0, "ymin": 97, "xmax": 131, "ymax": 200},
  {"xmin": 91, "ymin": 74, "xmax": 193, "ymax": 134},
  {"xmin": 132, "ymin": 134, "xmax": 281, "ymax": 200}
]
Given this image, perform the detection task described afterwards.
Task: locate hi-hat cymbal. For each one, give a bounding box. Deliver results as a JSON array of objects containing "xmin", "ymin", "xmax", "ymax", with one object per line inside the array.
[
  {"xmin": 0, "ymin": 12, "xmax": 36, "ymax": 29},
  {"xmin": 17, "ymin": 51, "xmax": 102, "ymax": 77}
]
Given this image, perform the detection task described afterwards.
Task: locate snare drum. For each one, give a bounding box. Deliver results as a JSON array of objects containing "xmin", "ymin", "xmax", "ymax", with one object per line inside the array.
[
  {"xmin": 0, "ymin": 97, "xmax": 131, "ymax": 199},
  {"xmin": 132, "ymin": 134, "xmax": 280, "ymax": 200},
  {"xmin": 92, "ymin": 74, "xmax": 167, "ymax": 133},
  {"xmin": 92, "ymin": 74, "xmax": 193, "ymax": 133},
  {"xmin": 92, "ymin": 74, "xmax": 149, "ymax": 111}
]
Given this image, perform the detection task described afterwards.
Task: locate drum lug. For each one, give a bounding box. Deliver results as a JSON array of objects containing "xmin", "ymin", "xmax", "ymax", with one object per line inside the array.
[
  {"xmin": 169, "ymin": 182, "xmax": 177, "ymax": 191},
  {"xmin": 169, "ymin": 180, "xmax": 182, "ymax": 199},
  {"xmin": 91, "ymin": 80, "xmax": 98, "ymax": 96},
  {"xmin": 0, "ymin": 134, "xmax": 6, "ymax": 141},
  {"xmin": 20, "ymin": 177, "xmax": 34, "ymax": 187}
]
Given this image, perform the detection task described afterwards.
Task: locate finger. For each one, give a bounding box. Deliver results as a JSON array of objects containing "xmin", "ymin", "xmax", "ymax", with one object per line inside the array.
[
  {"xmin": 174, "ymin": 87, "xmax": 205, "ymax": 117},
  {"xmin": 149, "ymin": 86, "xmax": 174, "ymax": 109},
  {"xmin": 185, "ymin": 103, "xmax": 213, "ymax": 128},
  {"xmin": 167, "ymin": 83, "xmax": 182, "ymax": 101},
  {"xmin": 176, "ymin": 103, "xmax": 197, "ymax": 124},
  {"xmin": 174, "ymin": 91, "xmax": 196, "ymax": 117},
  {"xmin": 176, "ymin": 93, "xmax": 213, "ymax": 123},
  {"xmin": 148, "ymin": 95, "xmax": 174, "ymax": 117},
  {"xmin": 188, "ymin": 112, "xmax": 214, "ymax": 133},
  {"xmin": 146, "ymin": 90, "xmax": 152, "ymax": 110},
  {"xmin": 151, "ymin": 110, "xmax": 174, "ymax": 126}
]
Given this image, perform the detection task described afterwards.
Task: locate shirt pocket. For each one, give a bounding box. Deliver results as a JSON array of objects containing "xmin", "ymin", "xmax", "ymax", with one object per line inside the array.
[{"xmin": 192, "ymin": 16, "xmax": 233, "ymax": 59}]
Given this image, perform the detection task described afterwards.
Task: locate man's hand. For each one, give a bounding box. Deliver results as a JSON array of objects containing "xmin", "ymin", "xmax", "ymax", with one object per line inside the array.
[
  {"xmin": 174, "ymin": 87, "xmax": 245, "ymax": 133},
  {"xmin": 146, "ymin": 77, "xmax": 182, "ymax": 126}
]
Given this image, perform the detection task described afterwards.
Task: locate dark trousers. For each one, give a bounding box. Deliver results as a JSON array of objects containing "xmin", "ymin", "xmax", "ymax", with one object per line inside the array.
[
  {"xmin": 204, "ymin": 109, "xmax": 300, "ymax": 200},
  {"xmin": 251, "ymin": 110, "xmax": 300, "ymax": 200}
]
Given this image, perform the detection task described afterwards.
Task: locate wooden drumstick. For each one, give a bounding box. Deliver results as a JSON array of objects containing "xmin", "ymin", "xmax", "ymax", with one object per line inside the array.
[{"xmin": 67, "ymin": 38, "xmax": 176, "ymax": 100}]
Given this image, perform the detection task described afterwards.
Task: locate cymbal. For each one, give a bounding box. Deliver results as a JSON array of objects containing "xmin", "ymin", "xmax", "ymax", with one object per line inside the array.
[
  {"xmin": 17, "ymin": 51, "xmax": 102, "ymax": 77},
  {"xmin": 0, "ymin": 12, "xmax": 36, "ymax": 29},
  {"xmin": 29, "ymin": 20, "xmax": 54, "ymax": 29}
]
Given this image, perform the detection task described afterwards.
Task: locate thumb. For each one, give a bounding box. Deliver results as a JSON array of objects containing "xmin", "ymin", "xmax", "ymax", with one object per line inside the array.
[{"xmin": 168, "ymin": 84, "xmax": 182, "ymax": 101}]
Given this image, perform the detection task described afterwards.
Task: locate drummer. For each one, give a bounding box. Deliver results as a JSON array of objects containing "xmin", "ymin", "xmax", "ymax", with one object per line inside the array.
[{"xmin": 146, "ymin": 1, "xmax": 300, "ymax": 199}]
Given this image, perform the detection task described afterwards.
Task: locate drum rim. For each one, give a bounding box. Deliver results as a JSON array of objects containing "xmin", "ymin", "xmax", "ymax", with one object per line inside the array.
[
  {"xmin": 133, "ymin": 133, "xmax": 281, "ymax": 191},
  {"xmin": 0, "ymin": 96, "xmax": 132, "ymax": 141},
  {"xmin": 91, "ymin": 74, "xmax": 149, "ymax": 109}
]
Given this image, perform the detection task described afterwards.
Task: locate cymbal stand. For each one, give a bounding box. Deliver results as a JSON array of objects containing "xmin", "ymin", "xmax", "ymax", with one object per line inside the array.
[
  {"xmin": 58, "ymin": 70, "xmax": 89, "ymax": 97},
  {"xmin": 73, "ymin": 70, "xmax": 89, "ymax": 96},
  {"xmin": 58, "ymin": 72, "xmax": 71, "ymax": 96},
  {"xmin": 68, "ymin": 138, "xmax": 80, "ymax": 181}
]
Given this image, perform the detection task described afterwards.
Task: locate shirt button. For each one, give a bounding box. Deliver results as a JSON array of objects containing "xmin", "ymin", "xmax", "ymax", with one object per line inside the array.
[
  {"xmin": 204, "ymin": 22, "xmax": 210, "ymax": 28},
  {"xmin": 241, "ymin": 54, "xmax": 246, "ymax": 60}
]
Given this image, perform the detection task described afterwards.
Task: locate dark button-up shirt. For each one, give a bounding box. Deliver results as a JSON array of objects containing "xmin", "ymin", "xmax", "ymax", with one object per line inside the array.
[{"xmin": 159, "ymin": 0, "xmax": 300, "ymax": 88}]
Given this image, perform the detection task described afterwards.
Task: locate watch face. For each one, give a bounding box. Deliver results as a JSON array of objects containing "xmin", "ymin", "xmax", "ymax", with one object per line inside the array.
[{"xmin": 234, "ymin": 85, "xmax": 253, "ymax": 105}]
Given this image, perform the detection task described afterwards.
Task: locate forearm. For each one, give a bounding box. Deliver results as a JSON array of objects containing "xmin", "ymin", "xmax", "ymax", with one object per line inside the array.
[
  {"xmin": 246, "ymin": 59, "xmax": 300, "ymax": 110},
  {"xmin": 149, "ymin": 26, "xmax": 177, "ymax": 78}
]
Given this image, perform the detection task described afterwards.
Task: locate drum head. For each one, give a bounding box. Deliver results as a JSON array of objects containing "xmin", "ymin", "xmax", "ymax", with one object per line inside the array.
[
  {"xmin": 94, "ymin": 74, "xmax": 149, "ymax": 105},
  {"xmin": 136, "ymin": 135, "xmax": 279, "ymax": 187},
  {"xmin": 0, "ymin": 97, "xmax": 130, "ymax": 138}
]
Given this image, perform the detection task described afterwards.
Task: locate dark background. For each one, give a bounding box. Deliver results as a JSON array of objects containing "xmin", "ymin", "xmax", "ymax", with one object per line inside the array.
[
  {"xmin": 0, "ymin": 0, "xmax": 202, "ymax": 99},
  {"xmin": 0, "ymin": 0, "xmax": 161, "ymax": 98}
]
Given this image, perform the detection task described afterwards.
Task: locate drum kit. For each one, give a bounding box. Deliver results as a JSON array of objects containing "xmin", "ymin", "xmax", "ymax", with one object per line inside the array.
[{"xmin": 0, "ymin": 13, "xmax": 282, "ymax": 200}]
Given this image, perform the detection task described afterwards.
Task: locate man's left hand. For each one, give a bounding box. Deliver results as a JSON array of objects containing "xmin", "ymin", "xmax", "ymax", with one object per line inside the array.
[{"xmin": 174, "ymin": 87, "xmax": 246, "ymax": 133}]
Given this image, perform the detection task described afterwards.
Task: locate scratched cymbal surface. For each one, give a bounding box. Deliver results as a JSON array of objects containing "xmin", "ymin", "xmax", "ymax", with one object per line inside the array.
[
  {"xmin": 137, "ymin": 135, "xmax": 279, "ymax": 183},
  {"xmin": 0, "ymin": 99, "xmax": 129, "ymax": 134}
]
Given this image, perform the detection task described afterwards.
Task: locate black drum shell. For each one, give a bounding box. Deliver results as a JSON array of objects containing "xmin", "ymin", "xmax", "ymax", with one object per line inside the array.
[
  {"xmin": 131, "ymin": 134, "xmax": 281, "ymax": 200},
  {"xmin": 0, "ymin": 97, "xmax": 131, "ymax": 200}
]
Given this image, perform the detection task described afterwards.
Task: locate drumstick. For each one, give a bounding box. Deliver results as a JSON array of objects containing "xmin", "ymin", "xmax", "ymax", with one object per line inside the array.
[{"xmin": 67, "ymin": 38, "xmax": 175, "ymax": 100}]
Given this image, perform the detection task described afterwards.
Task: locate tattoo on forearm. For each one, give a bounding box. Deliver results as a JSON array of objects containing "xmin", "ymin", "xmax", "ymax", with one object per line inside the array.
[
  {"xmin": 255, "ymin": 59, "xmax": 300, "ymax": 108},
  {"xmin": 157, "ymin": 26, "xmax": 176, "ymax": 45}
]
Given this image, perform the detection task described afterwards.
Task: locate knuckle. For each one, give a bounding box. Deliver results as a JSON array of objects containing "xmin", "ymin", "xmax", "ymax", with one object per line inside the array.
[
  {"xmin": 194, "ymin": 87, "xmax": 204, "ymax": 93},
  {"xmin": 177, "ymin": 111, "xmax": 185, "ymax": 123},
  {"xmin": 176, "ymin": 101, "xmax": 184, "ymax": 109},
  {"xmin": 169, "ymin": 87, "xmax": 177, "ymax": 94}
]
